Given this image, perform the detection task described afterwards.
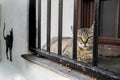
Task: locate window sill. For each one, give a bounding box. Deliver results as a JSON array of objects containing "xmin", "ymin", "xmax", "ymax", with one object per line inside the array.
[
  {"xmin": 21, "ymin": 54, "xmax": 93, "ymax": 80},
  {"xmin": 21, "ymin": 53, "xmax": 120, "ymax": 80}
]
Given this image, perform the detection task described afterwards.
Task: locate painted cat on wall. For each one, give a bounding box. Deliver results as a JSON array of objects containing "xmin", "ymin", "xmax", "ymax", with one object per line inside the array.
[{"xmin": 3, "ymin": 22, "xmax": 13, "ymax": 61}]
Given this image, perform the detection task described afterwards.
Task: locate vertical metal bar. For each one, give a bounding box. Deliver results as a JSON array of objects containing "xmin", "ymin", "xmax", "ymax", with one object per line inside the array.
[
  {"xmin": 38, "ymin": 0, "xmax": 41, "ymax": 49},
  {"xmin": 78, "ymin": 0, "xmax": 81, "ymax": 28},
  {"xmin": 29, "ymin": 0, "xmax": 36, "ymax": 50},
  {"xmin": 73, "ymin": 0, "xmax": 78, "ymax": 60},
  {"xmin": 98, "ymin": 1, "xmax": 102, "ymax": 36},
  {"xmin": 47, "ymin": 0, "xmax": 51, "ymax": 52},
  {"xmin": 93, "ymin": 0, "xmax": 100, "ymax": 66},
  {"xmin": 58, "ymin": 0, "xmax": 63, "ymax": 56},
  {"xmin": 118, "ymin": 0, "xmax": 120, "ymax": 38}
]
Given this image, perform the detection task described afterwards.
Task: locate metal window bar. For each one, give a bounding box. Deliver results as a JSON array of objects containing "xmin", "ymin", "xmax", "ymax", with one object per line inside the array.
[
  {"xmin": 26, "ymin": 0, "xmax": 120, "ymax": 79},
  {"xmin": 29, "ymin": 0, "xmax": 36, "ymax": 50},
  {"xmin": 47, "ymin": 0, "xmax": 51, "ymax": 52},
  {"xmin": 118, "ymin": 0, "xmax": 120, "ymax": 38},
  {"xmin": 38, "ymin": 0, "xmax": 41, "ymax": 49},
  {"xmin": 93, "ymin": 0, "xmax": 100, "ymax": 66},
  {"xmin": 73, "ymin": 0, "xmax": 78, "ymax": 60},
  {"xmin": 58, "ymin": 0, "xmax": 63, "ymax": 56}
]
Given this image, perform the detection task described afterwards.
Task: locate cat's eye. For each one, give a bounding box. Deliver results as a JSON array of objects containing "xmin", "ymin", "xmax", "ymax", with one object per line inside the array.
[{"xmin": 87, "ymin": 42, "xmax": 91, "ymax": 44}]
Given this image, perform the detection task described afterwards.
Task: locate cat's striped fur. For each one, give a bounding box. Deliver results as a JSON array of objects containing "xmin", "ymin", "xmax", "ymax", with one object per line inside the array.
[{"xmin": 42, "ymin": 23, "xmax": 94, "ymax": 63}]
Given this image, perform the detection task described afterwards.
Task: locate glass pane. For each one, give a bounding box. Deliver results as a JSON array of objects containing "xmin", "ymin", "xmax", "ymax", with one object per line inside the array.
[
  {"xmin": 98, "ymin": 0, "xmax": 120, "ymax": 74},
  {"xmin": 99, "ymin": 0, "xmax": 118, "ymax": 38}
]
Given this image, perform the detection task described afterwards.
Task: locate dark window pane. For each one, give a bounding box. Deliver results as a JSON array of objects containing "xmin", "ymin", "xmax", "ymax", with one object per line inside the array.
[{"xmin": 99, "ymin": 0, "xmax": 118, "ymax": 38}]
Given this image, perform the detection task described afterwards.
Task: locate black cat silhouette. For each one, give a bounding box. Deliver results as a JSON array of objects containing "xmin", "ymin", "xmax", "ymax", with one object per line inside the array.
[{"xmin": 3, "ymin": 22, "xmax": 13, "ymax": 61}]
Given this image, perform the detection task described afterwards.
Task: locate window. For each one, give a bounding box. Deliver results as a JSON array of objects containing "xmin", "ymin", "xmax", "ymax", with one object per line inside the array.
[
  {"xmin": 99, "ymin": 0, "xmax": 119, "ymax": 38},
  {"xmin": 22, "ymin": 0, "xmax": 120, "ymax": 80},
  {"xmin": 98, "ymin": 0, "xmax": 120, "ymax": 76},
  {"xmin": 98, "ymin": 0, "xmax": 120, "ymax": 45}
]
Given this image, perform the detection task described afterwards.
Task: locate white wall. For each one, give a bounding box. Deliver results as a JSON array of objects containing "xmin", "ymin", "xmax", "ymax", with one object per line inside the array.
[
  {"xmin": 0, "ymin": 1, "xmax": 2, "ymax": 60},
  {"xmin": 40, "ymin": 0, "xmax": 74, "ymax": 47},
  {"xmin": 0, "ymin": 0, "xmax": 75, "ymax": 80}
]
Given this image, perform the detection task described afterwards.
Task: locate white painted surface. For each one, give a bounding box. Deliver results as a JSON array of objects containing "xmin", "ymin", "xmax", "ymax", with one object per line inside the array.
[
  {"xmin": 0, "ymin": 0, "xmax": 75, "ymax": 80},
  {"xmin": 40, "ymin": 0, "xmax": 74, "ymax": 47},
  {"xmin": 0, "ymin": 3, "xmax": 2, "ymax": 60}
]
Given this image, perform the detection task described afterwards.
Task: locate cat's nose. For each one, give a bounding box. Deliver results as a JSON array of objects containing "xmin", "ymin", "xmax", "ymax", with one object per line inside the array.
[{"xmin": 84, "ymin": 45, "xmax": 87, "ymax": 47}]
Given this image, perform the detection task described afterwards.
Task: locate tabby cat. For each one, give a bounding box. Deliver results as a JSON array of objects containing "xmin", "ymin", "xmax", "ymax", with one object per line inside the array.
[{"xmin": 42, "ymin": 23, "xmax": 94, "ymax": 63}]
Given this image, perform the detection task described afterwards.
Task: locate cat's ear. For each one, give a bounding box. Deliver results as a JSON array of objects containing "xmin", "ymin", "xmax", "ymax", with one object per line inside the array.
[
  {"xmin": 11, "ymin": 28, "xmax": 13, "ymax": 31},
  {"xmin": 92, "ymin": 21, "xmax": 95, "ymax": 27},
  {"xmin": 90, "ymin": 21, "xmax": 95, "ymax": 29},
  {"xmin": 89, "ymin": 21, "xmax": 95, "ymax": 33},
  {"xmin": 10, "ymin": 28, "xmax": 13, "ymax": 33}
]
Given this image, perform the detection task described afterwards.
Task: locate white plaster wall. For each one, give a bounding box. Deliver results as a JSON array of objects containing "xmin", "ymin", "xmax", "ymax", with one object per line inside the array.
[
  {"xmin": 40, "ymin": 0, "xmax": 74, "ymax": 47},
  {"xmin": 0, "ymin": 2, "xmax": 2, "ymax": 60},
  {"xmin": 0, "ymin": 0, "xmax": 74, "ymax": 80}
]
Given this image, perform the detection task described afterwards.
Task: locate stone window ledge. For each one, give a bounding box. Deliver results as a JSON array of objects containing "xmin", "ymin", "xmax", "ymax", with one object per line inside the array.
[{"xmin": 21, "ymin": 54, "xmax": 94, "ymax": 80}]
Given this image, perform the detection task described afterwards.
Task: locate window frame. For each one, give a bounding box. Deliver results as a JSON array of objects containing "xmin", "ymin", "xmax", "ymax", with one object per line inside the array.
[{"xmin": 22, "ymin": 0, "xmax": 120, "ymax": 80}]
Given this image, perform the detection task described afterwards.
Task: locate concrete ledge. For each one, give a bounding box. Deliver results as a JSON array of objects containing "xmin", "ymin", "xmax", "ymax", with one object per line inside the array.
[{"xmin": 21, "ymin": 54, "xmax": 93, "ymax": 80}]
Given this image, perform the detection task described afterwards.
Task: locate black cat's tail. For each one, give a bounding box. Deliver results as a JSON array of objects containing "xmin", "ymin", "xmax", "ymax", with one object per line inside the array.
[{"xmin": 3, "ymin": 22, "xmax": 6, "ymax": 40}]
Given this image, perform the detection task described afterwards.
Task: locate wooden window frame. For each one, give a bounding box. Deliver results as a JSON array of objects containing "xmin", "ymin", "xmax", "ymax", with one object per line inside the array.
[{"xmin": 78, "ymin": 0, "xmax": 94, "ymax": 28}]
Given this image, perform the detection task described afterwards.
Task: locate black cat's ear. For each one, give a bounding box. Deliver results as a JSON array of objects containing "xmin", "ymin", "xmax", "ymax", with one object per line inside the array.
[
  {"xmin": 10, "ymin": 28, "xmax": 13, "ymax": 33},
  {"xmin": 11, "ymin": 28, "xmax": 13, "ymax": 31},
  {"xmin": 10, "ymin": 28, "xmax": 13, "ymax": 32}
]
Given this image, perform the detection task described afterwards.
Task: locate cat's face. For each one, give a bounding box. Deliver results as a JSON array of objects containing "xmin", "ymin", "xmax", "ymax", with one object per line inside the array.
[{"xmin": 77, "ymin": 27, "xmax": 93, "ymax": 50}]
